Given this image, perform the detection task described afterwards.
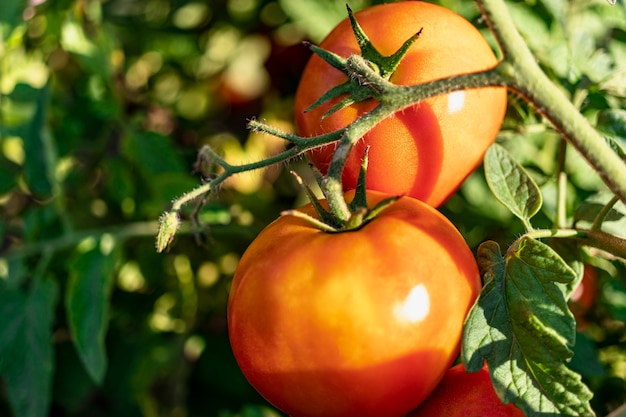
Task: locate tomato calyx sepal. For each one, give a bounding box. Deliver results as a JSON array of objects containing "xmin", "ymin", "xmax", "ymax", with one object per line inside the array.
[
  {"xmin": 303, "ymin": 4, "xmax": 423, "ymax": 118},
  {"xmin": 284, "ymin": 148, "xmax": 400, "ymax": 233}
]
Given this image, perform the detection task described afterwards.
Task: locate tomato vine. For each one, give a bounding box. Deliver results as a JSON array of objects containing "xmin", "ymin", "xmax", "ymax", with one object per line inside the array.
[
  {"xmin": 157, "ymin": 0, "xmax": 626, "ymax": 260},
  {"xmin": 154, "ymin": 0, "xmax": 626, "ymax": 415}
]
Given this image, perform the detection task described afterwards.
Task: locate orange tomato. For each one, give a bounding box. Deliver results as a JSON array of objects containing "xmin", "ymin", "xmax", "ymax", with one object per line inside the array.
[
  {"xmin": 295, "ymin": 2, "xmax": 507, "ymax": 207},
  {"xmin": 228, "ymin": 191, "xmax": 481, "ymax": 417}
]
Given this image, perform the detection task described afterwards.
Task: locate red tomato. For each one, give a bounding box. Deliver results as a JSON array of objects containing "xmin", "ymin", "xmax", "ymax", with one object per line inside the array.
[
  {"xmin": 295, "ymin": 2, "xmax": 507, "ymax": 207},
  {"xmin": 570, "ymin": 264, "xmax": 598, "ymax": 328},
  {"xmin": 228, "ymin": 191, "xmax": 482, "ymax": 417},
  {"xmin": 407, "ymin": 363, "xmax": 525, "ymax": 417},
  {"xmin": 571, "ymin": 264, "xmax": 598, "ymax": 312}
]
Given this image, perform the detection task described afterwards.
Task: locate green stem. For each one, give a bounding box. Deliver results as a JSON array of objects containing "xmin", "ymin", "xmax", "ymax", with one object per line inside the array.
[
  {"xmin": 591, "ymin": 195, "xmax": 620, "ymax": 230},
  {"xmin": 157, "ymin": 0, "xmax": 626, "ymax": 250},
  {"xmin": 555, "ymin": 139, "xmax": 568, "ymax": 229},
  {"xmin": 476, "ymin": 0, "xmax": 626, "ymax": 206},
  {"xmin": 524, "ymin": 228, "xmax": 626, "ymax": 259},
  {"xmin": 324, "ymin": 104, "xmax": 393, "ymax": 222},
  {"xmin": 346, "ymin": 54, "xmax": 508, "ymax": 108},
  {"xmin": 320, "ymin": 56, "xmax": 508, "ymax": 223},
  {"xmin": 584, "ymin": 228, "xmax": 626, "ymax": 260},
  {"xmin": 172, "ymin": 146, "xmax": 301, "ymax": 211},
  {"xmin": 248, "ymin": 118, "xmax": 344, "ymax": 148},
  {"xmin": 2, "ymin": 220, "xmax": 255, "ymax": 260},
  {"xmin": 2, "ymin": 221, "xmax": 160, "ymax": 260}
]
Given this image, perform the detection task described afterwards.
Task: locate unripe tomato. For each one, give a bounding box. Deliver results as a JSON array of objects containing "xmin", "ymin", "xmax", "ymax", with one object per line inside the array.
[
  {"xmin": 228, "ymin": 191, "xmax": 481, "ymax": 417},
  {"xmin": 407, "ymin": 363, "xmax": 525, "ymax": 417},
  {"xmin": 295, "ymin": 2, "xmax": 507, "ymax": 207}
]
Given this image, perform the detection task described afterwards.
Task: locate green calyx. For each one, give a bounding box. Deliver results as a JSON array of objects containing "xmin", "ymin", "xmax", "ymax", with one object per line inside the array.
[
  {"xmin": 304, "ymin": 4, "xmax": 423, "ymax": 118},
  {"xmin": 283, "ymin": 148, "xmax": 399, "ymax": 233}
]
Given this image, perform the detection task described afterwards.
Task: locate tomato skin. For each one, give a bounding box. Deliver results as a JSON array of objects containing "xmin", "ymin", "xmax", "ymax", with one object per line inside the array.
[
  {"xmin": 295, "ymin": 2, "xmax": 507, "ymax": 207},
  {"xmin": 570, "ymin": 264, "xmax": 598, "ymax": 329},
  {"xmin": 570, "ymin": 264, "xmax": 598, "ymax": 313},
  {"xmin": 228, "ymin": 191, "xmax": 481, "ymax": 417},
  {"xmin": 407, "ymin": 363, "xmax": 525, "ymax": 417}
]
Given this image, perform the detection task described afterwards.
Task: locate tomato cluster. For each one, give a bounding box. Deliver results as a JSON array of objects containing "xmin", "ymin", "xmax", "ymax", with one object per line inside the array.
[{"xmin": 228, "ymin": 2, "xmax": 509, "ymax": 416}]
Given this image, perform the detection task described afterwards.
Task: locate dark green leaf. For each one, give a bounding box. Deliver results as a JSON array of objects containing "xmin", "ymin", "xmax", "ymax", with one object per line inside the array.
[
  {"xmin": 3, "ymin": 257, "xmax": 28, "ymax": 289},
  {"xmin": 122, "ymin": 131, "xmax": 186, "ymax": 178},
  {"xmin": 574, "ymin": 201, "xmax": 624, "ymax": 224},
  {"xmin": 0, "ymin": 277, "xmax": 59, "ymax": 417},
  {"xmin": 597, "ymin": 109, "xmax": 626, "ymax": 143},
  {"xmin": 604, "ymin": 277, "xmax": 626, "ymax": 322},
  {"xmin": 8, "ymin": 83, "xmax": 42, "ymax": 102},
  {"xmin": 549, "ymin": 239, "xmax": 584, "ymax": 301},
  {"xmin": 0, "ymin": 155, "xmax": 19, "ymax": 194},
  {"xmin": 539, "ymin": 0, "xmax": 567, "ymax": 26},
  {"xmin": 0, "ymin": 0, "xmax": 24, "ymax": 37},
  {"xmin": 21, "ymin": 85, "xmax": 54, "ymax": 197},
  {"xmin": 605, "ymin": 136, "xmax": 626, "ymax": 161},
  {"xmin": 463, "ymin": 238, "xmax": 594, "ymax": 416},
  {"xmin": 484, "ymin": 144, "xmax": 543, "ymax": 227},
  {"xmin": 568, "ymin": 331, "xmax": 606, "ymax": 379},
  {"xmin": 66, "ymin": 241, "xmax": 118, "ymax": 384},
  {"xmin": 102, "ymin": 157, "xmax": 136, "ymax": 205}
]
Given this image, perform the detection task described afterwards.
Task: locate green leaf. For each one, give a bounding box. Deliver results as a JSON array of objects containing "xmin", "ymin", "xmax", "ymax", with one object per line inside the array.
[
  {"xmin": 539, "ymin": 0, "xmax": 568, "ymax": 28},
  {"xmin": 102, "ymin": 157, "xmax": 136, "ymax": 205},
  {"xmin": 0, "ymin": 0, "xmax": 24, "ymax": 38},
  {"xmin": 574, "ymin": 201, "xmax": 624, "ymax": 224},
  {"xmin": 0, "ymin": 155, "xmax": 19, "ymax": 194},
  {"xmin": 0, "ymin": 277, "xmax": 59, "ymax": 417},
  {"xmin": 600, "ymin": 70, "xmax": 626, "ymax": 98},
  {"xmin": 462, "ymin": 238, "xmax": 594, "ymax": 416},
  {"xmin": 2, "ymin": 257, "xmax": 29, "ymax": 289},
  {"xmin": 598, "ymin": 110, "xmax": 626, "ymax": 144},
  {"xmin": 66, "ymin": 241, "xmax": 118, "ymax": 384},
  {"xmin": 568, "ymin": 331, "xmax": 606, "ymax": 379},
  {"xmin": 122, "ymin": 131, "xmax": 186, "ymax": 178},
  {"xmin": 278, "ymin": 0, "xmax": 366, "ymax": 43},
  {"xmin": 605, "ymin": 136, "xmax": 626, "ymax": 161},
  {"xmin": 21, "ymin": 85, "xmax": 54, "ymax": 197},
  {"xmin": 484, "ymin": 144, "xmax": 543, "ymax": 228}
]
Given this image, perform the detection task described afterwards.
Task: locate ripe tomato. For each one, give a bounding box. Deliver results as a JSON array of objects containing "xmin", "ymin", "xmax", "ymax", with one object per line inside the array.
[
  {"xmin": 228, "ymin": 191, "xmax": 481, "ymax": 417},
  {"xmin": 294, "ymin": 2, "xmax": 507, "ymax": 207},
  {"xmin": 407, "ymin": 363, "xmax": 525, "ymax": 417}
]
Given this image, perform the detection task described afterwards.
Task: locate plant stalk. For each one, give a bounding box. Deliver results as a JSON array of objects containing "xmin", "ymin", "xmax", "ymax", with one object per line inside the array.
[{"xmin": 476, "ymin": 0, "xmax": 626, "ymax": 206}]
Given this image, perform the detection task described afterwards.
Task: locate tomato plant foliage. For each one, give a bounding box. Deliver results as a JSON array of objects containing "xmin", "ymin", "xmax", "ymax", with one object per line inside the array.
[
  {"xmin": 2, "ymin": 0, "xmax": 626, "ymax": 416},
  {"xmin": 463, "ymin": 238, "xmax": 593, "ymax": 416}
]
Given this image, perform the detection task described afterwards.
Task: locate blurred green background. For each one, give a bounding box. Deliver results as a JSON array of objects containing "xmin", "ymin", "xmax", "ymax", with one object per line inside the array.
[{"xmin": 1, "ymin": 0, "xmax": 625, "ymax": 416}]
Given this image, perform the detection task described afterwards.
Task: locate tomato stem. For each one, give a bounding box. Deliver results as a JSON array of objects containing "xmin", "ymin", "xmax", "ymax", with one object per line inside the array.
[
  {"xmin": 476, "ymin": 0, "xmax": 626, "ymax": 207},
  {"xmin": 523, "ymin": 228, "xmax": 626, "ymax": 260},
  {"xmin": 157, "ymin": 0, "xmax": 626, "ymax": 251},
  {"xmin": 590, "ymin": 196, "xmax": 620, "ymax": 231}
]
